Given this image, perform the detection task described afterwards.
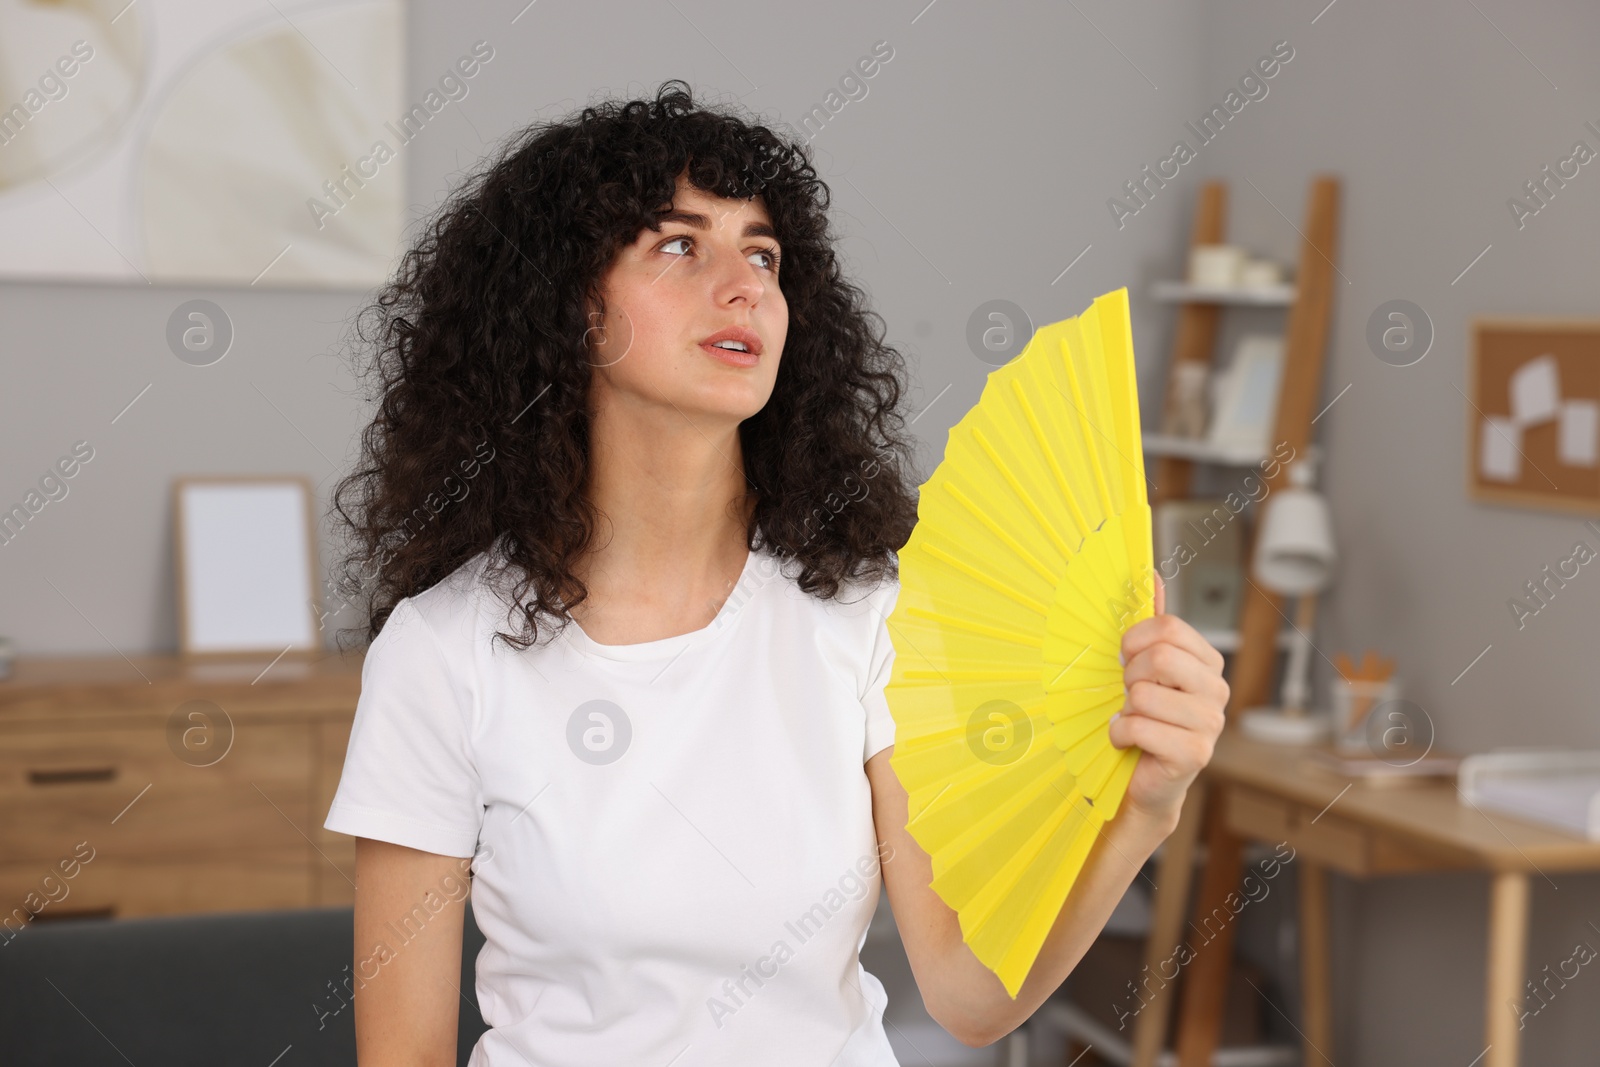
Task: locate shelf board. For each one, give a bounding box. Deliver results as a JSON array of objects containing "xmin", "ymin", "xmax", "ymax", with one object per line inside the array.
[
  {"xmin": 1198, "ymin": 627, "xmax": 1297, "ymax": 652},
  {"xmin": 1142, "ymin": 433, "xmax": 1269, "ymax": 467},
  {"xmin": 1143, "ymin": 433, "xmax": 1320, "ymax": 469},
  {"xmin": 1151, "ymin": 280, "xmax": 1296, "ymax": 306}
]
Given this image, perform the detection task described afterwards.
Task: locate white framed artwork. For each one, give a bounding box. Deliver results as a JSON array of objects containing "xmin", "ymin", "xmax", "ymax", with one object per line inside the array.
[{"xmin": 0, "ymin": 0, "xmax": 405, "ymax": 287}]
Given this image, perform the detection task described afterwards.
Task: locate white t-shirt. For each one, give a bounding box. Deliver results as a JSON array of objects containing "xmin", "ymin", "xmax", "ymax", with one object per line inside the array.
[{"xmin": 323, "ymin": 538, "xmax": 904, "ymax": 1066}]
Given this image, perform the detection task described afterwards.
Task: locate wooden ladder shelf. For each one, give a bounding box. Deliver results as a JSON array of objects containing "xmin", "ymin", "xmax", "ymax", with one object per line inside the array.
[{"xmin": 1130, "ymin": 173, "xmax": 1341, "ymax": 1067}]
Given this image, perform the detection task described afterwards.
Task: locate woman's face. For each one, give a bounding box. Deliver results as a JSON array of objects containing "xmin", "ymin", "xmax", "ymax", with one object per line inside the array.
[{"xmin": 588, "ymin": 175, "xmax": 787, "ymax": 427}]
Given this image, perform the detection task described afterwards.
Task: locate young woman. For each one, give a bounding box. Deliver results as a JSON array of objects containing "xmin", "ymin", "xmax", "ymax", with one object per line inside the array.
[{"xmin": 324, "ymin": 81, "xmax": 1228, "ymax": 1066}]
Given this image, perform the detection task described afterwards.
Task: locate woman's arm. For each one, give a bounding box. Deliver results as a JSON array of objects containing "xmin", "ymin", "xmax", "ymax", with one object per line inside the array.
[
  {"xmin": 867, "ymin": 750, "xmax": 1175, "ymax": 1046},
  {"xmin": 352, "ymin": 837, "xmax": 472, "ymax": 1066},
  {"xmin": 867, "ymin": 572, "xmax": 1228, "ymax": 1047}
]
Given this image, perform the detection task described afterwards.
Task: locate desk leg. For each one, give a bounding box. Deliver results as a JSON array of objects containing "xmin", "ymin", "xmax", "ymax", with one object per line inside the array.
[
  {"xmin": 1174, "ymin": 792, "xmax": 1245, "ymax": 1067},
  {"xmin": 1130, "ymin": 778, "xmax": 1209, "ymax": 1067},
  {"xmin": 1485, "ymin": 871, "xmax": 1529, "ymax": 1067},
  {"xmin": 1298, "ymin": 860, "xmax": 1333, "ymax": 1065}
]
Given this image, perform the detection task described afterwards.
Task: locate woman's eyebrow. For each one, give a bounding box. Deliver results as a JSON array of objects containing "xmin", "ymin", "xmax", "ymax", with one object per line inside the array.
[{"xmin": 653, "ymin": 208, "xmax": 778, "ymax": 242}]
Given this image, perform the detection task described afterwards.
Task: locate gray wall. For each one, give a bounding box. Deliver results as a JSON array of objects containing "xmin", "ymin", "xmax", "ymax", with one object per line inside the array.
[{"xmin": 4, "ymin": 0, "xmax": 1598, "ymax": 1062}]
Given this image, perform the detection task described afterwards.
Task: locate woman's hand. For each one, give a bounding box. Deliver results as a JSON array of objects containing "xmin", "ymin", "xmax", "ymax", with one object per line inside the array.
[{"xmin": 1109, "ymin": 571, "xmax": 1229, "ymax": 832}]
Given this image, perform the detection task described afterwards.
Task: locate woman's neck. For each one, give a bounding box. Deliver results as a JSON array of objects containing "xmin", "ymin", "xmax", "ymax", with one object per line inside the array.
[{"xmin": 569, "ymin": 418, "xmax": 755, "ymax": 644}]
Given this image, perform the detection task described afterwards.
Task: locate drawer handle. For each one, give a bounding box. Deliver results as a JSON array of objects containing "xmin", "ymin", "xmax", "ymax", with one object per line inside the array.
[
  {"xmin": 27, "ymin": 767, "xmax": 117, "ymax": 786},
  {"xmin": 31, "ymin": 906, "xmax": 116, "ymax": 922}
]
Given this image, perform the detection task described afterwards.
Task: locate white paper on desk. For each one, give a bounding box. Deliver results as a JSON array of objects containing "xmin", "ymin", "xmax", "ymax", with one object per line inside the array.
[
  {"xmin": 1470, "ymin": 775, "xmax": 1600, "ymax": 840},
  {"xmin": 1480, "ymin": 416, "xmax": 1522, "ymax": 481},
  {"xmin": 1510, "ymin": 353, "xmax": 1560, "ymax": 425},
  {"xmin": 1558, "ymin": 398, "xmax": 1598, "ymax": 467}
]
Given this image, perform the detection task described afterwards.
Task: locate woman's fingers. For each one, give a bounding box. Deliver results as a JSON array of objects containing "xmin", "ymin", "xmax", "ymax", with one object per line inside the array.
[
  {"xmin": 1121, "ymin": 612, "xmax": 1225, "ymax": 675},
  {"xmin": 1109, "ymin": 707, "xmax": 1218, "ymax": 770},
  {"xmin": 1125, "ymin": 639, "xmax": 1230, "ymax": 707},
  {"xmin": 1111, "ymin": 581, "xmax": 1230, "ymax": 819},
  {"xmin": 1120, "ymin": 673, "xmax": 1227, "ymax": 733}
]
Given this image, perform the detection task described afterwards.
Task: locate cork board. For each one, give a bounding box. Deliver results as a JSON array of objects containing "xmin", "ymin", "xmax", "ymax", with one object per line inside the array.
[{"xmin": 1470, "ymin": 317, "xmax": 1600, "ymax": 513}]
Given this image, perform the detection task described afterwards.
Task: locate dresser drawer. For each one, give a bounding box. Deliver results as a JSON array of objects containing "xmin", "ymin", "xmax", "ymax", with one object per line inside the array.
[
  {"xmin": 0, "ymin": 848, "xmax": 311, "ymax": 924},
  {"xmin": 0, "ymin": 720, "xmax": 313, "ymax": 862}
]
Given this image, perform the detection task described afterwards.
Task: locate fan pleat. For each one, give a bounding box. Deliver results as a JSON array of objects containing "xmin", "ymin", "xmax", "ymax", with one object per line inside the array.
[
  {"xmin": 970, "ymin": 421, "xmax": 1089, "ymax": 558},
  {"xmin": 907, "ymin": 614, "xmax": 1042, "ymax": 656},
  {"xmin": 919, "ymin": 541, "xmax": 1051, "ymax": 617},
  {"xmin": 965, "ymin": 790, "xmax": 1100, "ymax": 984},
  {"xmin": 943, "ymin": 483, "xmax": 1057, "ymax": 586},
  {"xmin": 937, "ymin": 769, "xmax": 1087, "ymax": 923}
]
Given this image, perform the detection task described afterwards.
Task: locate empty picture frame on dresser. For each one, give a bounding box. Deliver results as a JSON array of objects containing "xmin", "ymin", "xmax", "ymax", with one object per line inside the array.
[{"xmin": 173, "ymin": 475, "xmax": 322, "ymax": 658}]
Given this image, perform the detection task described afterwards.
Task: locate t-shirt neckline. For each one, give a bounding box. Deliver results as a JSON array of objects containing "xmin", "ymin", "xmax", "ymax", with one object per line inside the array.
[{"xmin": 560, "ymin": 544, "xmax": 763, "ymax": 662}]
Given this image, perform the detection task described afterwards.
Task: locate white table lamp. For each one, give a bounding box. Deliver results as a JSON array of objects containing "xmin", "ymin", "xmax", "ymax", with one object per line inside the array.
[{"xmin": 1239, "ymin": 456, "xmax": 1337, "ymax": 744}]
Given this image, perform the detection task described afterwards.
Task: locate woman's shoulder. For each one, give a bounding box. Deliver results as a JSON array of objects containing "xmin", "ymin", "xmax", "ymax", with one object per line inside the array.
[
  {"xmin": 769, "ymin": 545, "xmax": 901, "ymax": 631},
  {"xmin": 393, "ymin": 542, "xmax": 507, "ymax": 652},
  {"xmin": 844, "ymin": 547, "xmax": 902, "ymax": 601}
]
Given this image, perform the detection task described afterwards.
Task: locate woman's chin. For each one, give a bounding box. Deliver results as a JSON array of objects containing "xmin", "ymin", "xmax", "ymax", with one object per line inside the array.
[{"xmin": 679, "ymin": 379, "xmax": 775, "ymax": 421}]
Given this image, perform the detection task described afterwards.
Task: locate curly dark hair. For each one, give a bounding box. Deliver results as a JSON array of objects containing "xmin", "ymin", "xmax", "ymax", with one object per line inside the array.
[{"xmin": 329, "ymin": 79, "xmax": 923, "ymax": 654}]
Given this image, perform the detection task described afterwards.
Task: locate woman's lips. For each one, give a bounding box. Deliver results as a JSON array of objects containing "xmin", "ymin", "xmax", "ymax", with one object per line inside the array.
[{"xmin": 700, "ymin": 342, "xmax": 760, "ymax": 367}]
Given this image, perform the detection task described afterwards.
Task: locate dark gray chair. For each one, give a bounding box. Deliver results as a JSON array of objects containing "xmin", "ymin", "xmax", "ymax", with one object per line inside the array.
[{"xmin": 0, "ymin": 902, "xmax": 491, "ymax": 1066}]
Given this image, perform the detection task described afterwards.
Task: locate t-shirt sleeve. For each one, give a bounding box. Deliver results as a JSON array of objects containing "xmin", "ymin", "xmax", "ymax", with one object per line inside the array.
[
  {"xmin": 861, "ymin": 579, "xmax": 901, "ymax": 764},
  {"xmin": 322, "ymin": 597, "xmax": 484, "ymax": 858}
]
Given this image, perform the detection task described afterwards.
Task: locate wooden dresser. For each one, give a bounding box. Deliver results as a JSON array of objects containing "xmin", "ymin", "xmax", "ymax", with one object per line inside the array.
[{"xmin": 0, "ymin": 652, "xmax": 365, "ymax": 923}]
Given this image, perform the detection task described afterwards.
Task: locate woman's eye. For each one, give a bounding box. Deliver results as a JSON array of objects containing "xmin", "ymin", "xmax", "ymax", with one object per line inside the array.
[{"xmin": 659, "ymin": 236, "xmax": 778, "ymax": 272}]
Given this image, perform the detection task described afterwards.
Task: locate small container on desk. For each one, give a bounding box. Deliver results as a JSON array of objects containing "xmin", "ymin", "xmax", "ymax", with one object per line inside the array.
[{"xmin": 1331, "ymin": 675, "xmax": 1402, "ymax": 755}]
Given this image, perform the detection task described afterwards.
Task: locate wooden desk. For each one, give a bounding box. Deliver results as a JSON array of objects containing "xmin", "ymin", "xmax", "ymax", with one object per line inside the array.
[
  {"xmin": 1132, "ymin": 727, "xmax": 1600, "ymax": 1067},
  {"xmin": 0, "ymin": 652, "xmax": 364, "ymax": 924}
]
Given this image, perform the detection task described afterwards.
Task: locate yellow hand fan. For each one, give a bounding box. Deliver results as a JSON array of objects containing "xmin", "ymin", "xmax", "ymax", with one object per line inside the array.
[{"xmin": 885, "ymin": 285, "xmax": 1155, "ymax": 999}]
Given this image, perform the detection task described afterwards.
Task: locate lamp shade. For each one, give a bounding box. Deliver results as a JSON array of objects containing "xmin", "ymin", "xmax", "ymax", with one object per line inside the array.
[{"xmin": 1252, "ymin": 475, "xmax": 1336, "ymax": 596}]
